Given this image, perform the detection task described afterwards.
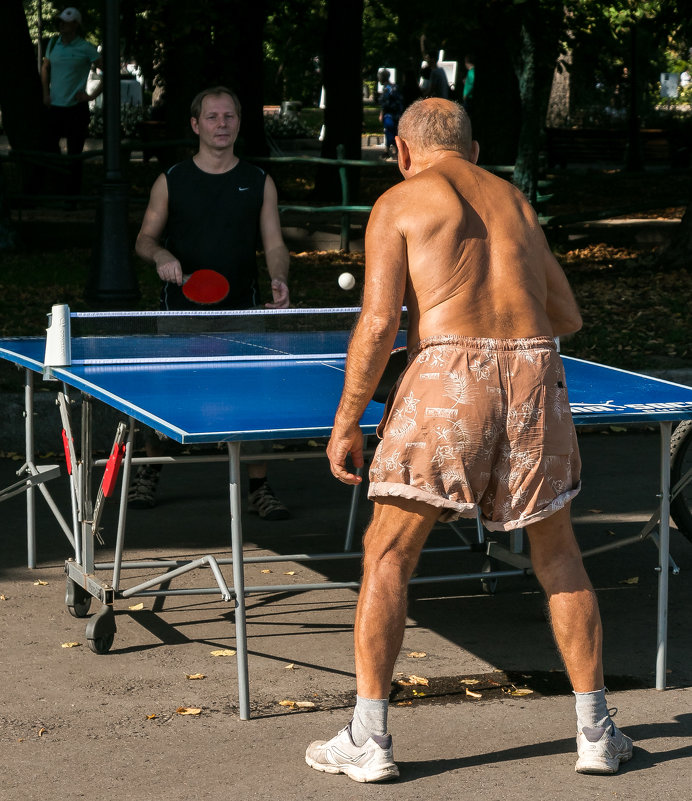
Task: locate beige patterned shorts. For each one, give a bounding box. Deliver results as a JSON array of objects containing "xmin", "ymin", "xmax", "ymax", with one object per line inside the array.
[{"xmin": 368, "ymin": 335, "xmax": 581, "ymax": 531}]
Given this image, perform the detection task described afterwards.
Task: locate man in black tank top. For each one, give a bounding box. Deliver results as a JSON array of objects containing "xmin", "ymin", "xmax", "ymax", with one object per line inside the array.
[{"xmin": 132, "ymin": 86, "xmax": 290, "ymax": 519}]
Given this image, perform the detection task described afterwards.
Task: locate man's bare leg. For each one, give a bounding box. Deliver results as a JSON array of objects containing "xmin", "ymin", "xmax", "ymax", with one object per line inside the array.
[
  {"xmin": 525, "ymin": 504, "xmax": 603, "ymax": 692},
  {"xmin": 305, "ymin": 496, "xmax": 438, "ymax": 781},
  {"xmin": 526, "ymin": 504, "xmax": 633, "ymax": 773},
  {"xmin": 355, "ymin": 497, "xmax": 440, "ymax": 698}
]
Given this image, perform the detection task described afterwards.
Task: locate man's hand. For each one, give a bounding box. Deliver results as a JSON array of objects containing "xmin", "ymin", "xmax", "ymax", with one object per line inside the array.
[
  {"xmin": 155, "ymin": 255, "xmax": 184, "ymax": 285},
  {"xmin": 326, "ymin": 422, "xmax": 364, "ymax": 485},
  {"xmin": 265, "ymin": 278, "xmax": 290, "ymax": 309}
]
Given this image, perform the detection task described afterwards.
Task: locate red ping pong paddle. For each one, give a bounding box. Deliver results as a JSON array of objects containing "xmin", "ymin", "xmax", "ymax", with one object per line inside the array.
[
  {"xmin": 182, "ymin": 269, "xmax": 230, "ymax": 305},
  {"xmin": 373, "ymin": 347, "xmax": 408, "ymax": 404}
]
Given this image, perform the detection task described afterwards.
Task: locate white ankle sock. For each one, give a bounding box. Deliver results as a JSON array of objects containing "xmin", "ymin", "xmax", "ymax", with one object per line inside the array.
[
  {"xmin": 351, "ymin": 695, "xmax": 388, "ymax": 746},
  {"xmin": 574, "ymin": 687, "xmax": 610, "ymax": 730}
]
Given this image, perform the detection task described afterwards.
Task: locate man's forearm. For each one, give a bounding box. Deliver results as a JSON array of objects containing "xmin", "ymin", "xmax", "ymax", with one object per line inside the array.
[
  {"xmin": 135, "ymin": 233, "xmax": 172, "ymax": 266},
  {"xmin": 335, "ymin": 313, "xmax": 400, "ymax": 427},
  {"xmin": 265, "ymin": 243, "xmax": 290, "ymax": 284}
]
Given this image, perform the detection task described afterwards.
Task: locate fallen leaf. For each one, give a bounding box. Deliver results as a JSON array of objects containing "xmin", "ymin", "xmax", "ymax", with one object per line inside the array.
[
  {"xmin": 33, "ymin": 580, "xmax": 48, "ymax": 586},
  {"xmin": 465, "ymin": 688, "xmax": 482, "ymax": 699},
  {"xmin": 619, "ymin": 576, "xmax": 639, "ymax": 585},
  {"xmin": 128, "ymin": 602, "xmax": 144, "ymax": 611},
  {"xmin": 460, "ymin": 678, "xmax": 480, "ymax": 685},
  {"xmin": 146, "ymin": 714, "xmax": 158, "ymax": 720},
  {"xmin": 176, "ymin": 707, "xmax": 202, "ymax": 715},
  {"xmin": 38, "ymin": 727, "xmax": 47, "ymax": 737},
  {"xmin": 509, "ymin": 688, "xmax": 534, "ymax": 696},
  {"xmin": 0, "ymin": 594, "xmax": 7, "ymax": 601},
  {"xmin": 210, "ymin": 649, "xmax": 236, "ymax": 657},
  {"xmin": 412, "ymin": 689, "xmax": 426, "ymax": 696},
  {"xmin": 396, "ymin": 701, "xmax": 413, "ymax": 706},
  {"xmin": 295, "ymin": 701, "xmax": 316, "ymax": 708},
  {"xmin": 407, "ymin": 674, "xmax": 429, "ymax": 686},
  {"xmin": 284, "ymin": 663, "xmax": 297, "ymax": 670},
  {"xmin": 185, "ymin": 673, "xmax": 206, "ymax": 680},
  {"xmin": 61, "ymin": 641, "xmax": 81, "ymax": 648},
  {"xmin": 261, "ymin": 569, "xmax": 272, "ymax": 574},
  {"xmin": 284, "ymin": 571, "xmax": 296, "ymax": 576},
  {"xmin": 407, "ymin": 651, "xmax": 427, "ymax": 658},
  {"xmin": 279, "ymin": 699, "xmax": 296, "ymax": 707}
]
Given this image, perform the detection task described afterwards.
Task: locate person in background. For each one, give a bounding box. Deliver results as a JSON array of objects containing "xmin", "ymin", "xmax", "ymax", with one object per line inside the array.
[
  {"xmin": 462, "ymin": 54, "xmax": 475, "ymax": 116},
  {"xmin": 132, "ymin": 86, "xmax": 290, "ymax": 520},
  {"xmin": 41, "ymin": 7, "xmax": 103, "ymax": 195},
  {"xmin": 377, "ymin": 69, "xmax": 405, "ymax": 160}
]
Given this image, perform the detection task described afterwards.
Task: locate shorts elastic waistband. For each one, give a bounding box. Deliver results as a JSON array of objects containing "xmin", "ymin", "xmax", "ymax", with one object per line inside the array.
[{"xmin": 412, "ymin": 334, "xmax": 558, "ymax": 356}]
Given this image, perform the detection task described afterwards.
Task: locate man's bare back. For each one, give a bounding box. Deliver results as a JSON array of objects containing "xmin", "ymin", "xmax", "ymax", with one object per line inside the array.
[{"xmin": 366, "ymin": 153, "xmax": 582, "ymax": 349}]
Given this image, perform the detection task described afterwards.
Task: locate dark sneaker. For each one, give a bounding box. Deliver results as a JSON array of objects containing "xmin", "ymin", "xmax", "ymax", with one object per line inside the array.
[
  {"xmin": 247, "ymin": 482, "xmax": 289, "ymax": 520},
  {"xmin": 575, "ymin": 722, "xmax": 633, "ymax": 774},
  {"xmin": 128, "ymin": 465, "xmax": 160, "ymax": 509},
  {"xmin": 306, "ymin": 723, "xmax": 399, "ymax": 783}
]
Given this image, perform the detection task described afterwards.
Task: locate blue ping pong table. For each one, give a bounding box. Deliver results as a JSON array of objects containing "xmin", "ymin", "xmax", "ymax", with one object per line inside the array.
[{"xmin": 1, "ymin": 307, "xmax": 692, "ymax": 719}]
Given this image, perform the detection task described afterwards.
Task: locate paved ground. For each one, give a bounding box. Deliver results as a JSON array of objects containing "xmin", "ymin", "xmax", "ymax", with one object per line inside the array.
[{"xmin": 0, "ymin": 423, "xmax": 690, "ymax": 800}]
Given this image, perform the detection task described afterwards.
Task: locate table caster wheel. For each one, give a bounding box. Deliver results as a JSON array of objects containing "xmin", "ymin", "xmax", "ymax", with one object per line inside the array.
[
  {"xmin": 65, "ymin": 578, "xmax": 92, "ymax": 618},
  {"xmin": 85, "ymin": 604, "xmax": 116, "ymax": 654},
  {"xmin": 87, "ymin": 633, "xmax": 115, "ymax": 654}
]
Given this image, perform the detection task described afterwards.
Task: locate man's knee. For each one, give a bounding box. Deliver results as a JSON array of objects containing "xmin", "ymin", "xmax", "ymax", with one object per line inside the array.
[{"xmin": 526, "ymin": 506, "xmax": 582, "ymax": 570}]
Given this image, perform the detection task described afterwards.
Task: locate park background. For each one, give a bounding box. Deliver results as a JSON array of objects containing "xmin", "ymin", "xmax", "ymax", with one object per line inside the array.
[{"xmin": 0, "ymin": 0, "xmax": 690, "ymax": 377}]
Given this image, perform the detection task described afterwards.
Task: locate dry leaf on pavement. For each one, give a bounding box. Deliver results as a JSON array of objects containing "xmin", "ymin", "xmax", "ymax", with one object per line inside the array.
[
  {"xmin": 210, "ymin": 649, "xmax": 236, "ymax": 657},
  {"xmin": 176, "ymin": 707, "xmax": 202, "ymax": 715}
]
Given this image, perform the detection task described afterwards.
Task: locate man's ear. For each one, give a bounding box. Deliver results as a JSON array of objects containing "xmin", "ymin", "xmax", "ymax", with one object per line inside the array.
[
  {"xmin": 190, "ymin": 117, "xmax": 199, "ymax": 135},
  {"xmin": 469, "ymin": 140, "xmax": 480, "ymax": 165},
  {"xmin": 395, "ymin": 136, "xmax": 412, "ymax": 173}
]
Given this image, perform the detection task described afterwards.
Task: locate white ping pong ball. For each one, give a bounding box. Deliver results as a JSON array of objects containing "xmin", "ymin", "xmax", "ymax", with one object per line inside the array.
[{"xmin": 338, "ymin": 272, "xmax": 356, "ymax": 290}]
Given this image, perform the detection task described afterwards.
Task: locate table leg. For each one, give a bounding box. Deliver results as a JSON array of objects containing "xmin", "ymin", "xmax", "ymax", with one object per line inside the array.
[
  {"xmin": 228, "ymin": 441, "xmax": 250, "ymax": 719},
  {"xmin": 656, "ymin": 421, "xmax": 672, "ymax": 690},
  {"xmin": 25, "ymin": 368, "xmax": 36, "ymax": 569}
]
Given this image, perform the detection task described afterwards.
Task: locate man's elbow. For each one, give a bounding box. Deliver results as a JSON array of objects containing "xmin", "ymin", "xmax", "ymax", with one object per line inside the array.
[{"xmin": 555, "ymin": 310, "xmax": 582, "ymax": 338}]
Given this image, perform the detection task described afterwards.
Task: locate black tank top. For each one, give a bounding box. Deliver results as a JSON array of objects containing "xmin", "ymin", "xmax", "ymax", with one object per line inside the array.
[{"xmin": 161, "ymin": 158, "xmax": 266, "ymax": 310}]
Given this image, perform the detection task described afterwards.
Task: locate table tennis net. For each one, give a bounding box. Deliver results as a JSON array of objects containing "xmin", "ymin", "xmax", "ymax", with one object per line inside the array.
[{"xmin": 47, "ymin": 306, "xmax": 408, "ymax": 365}]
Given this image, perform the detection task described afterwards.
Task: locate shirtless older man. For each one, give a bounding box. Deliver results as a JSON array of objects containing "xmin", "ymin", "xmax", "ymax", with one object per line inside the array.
[{"xmin": 305, "ymin": 99, "xmax": 632, "ymax": 782}]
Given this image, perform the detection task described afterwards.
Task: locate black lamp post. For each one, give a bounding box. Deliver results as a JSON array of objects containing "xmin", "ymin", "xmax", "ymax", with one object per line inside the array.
[{"xmin": 87, "ymin": 0, "xmax": 139, "ymax": 305}]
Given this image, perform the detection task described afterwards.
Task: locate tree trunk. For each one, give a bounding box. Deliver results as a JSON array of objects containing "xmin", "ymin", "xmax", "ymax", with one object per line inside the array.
[
  {"xmin": 157, "ymin": 2, "xmax": 269, "ymax": 164},
  {"xmin": 316, "ymin": 0, "xmax": 364, "ymax": 202},
  {"xmin": 508, "ymin": 1, "xmax": 563, "ymax": 206},
  {"xmin": 0, "ymin": 0, "xmax": 45, "ymax": 195},
  {"xmin": 624, "ymin": 25, "xmax": 643, "ymax": 172}
]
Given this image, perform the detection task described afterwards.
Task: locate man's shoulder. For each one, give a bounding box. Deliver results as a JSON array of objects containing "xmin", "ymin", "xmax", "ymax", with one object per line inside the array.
[{"xmin": 236, "ymin": 159, "xmax": 266, "ymax": 180}]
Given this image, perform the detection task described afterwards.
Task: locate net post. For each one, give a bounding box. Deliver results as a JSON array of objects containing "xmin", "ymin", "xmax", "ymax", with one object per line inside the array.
[{"xmin": 44, "ymin": 304, "xmax": 72, "ymax": 371}]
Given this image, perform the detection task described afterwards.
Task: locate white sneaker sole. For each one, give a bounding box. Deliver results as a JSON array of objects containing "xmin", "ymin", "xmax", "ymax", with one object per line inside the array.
[{"xmin": 305, "ymin": 754, "xmax": 399, "ymax": 782}]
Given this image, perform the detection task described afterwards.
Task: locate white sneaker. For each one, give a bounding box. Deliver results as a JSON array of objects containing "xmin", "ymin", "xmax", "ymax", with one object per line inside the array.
[
  {"xmin": 306, "ymin": 723, "xmax": 399, "ymax": 782},
  {"xmin": 575, "ymin": 722, "xmax": 633, "ymax": 774}
]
